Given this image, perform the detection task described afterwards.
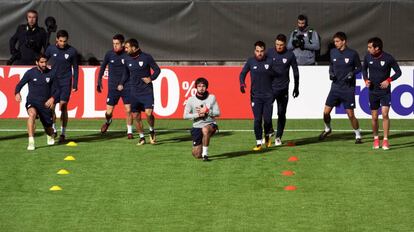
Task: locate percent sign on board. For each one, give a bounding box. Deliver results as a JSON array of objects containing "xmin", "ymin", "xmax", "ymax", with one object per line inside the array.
[{"xmin": 182, "ymin": 81, "xmax": 197, "ymax": 97}]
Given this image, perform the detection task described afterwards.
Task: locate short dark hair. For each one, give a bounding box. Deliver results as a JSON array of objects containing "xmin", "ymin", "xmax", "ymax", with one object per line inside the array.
[
  {"xmin": 275, "ymin": 34, "xmax": 287, "ymax": 43},
  {"xmin": 333, "ymin": 32, "xmax": 347, "ymax": 41},
  {"xmin": 113, "ymin": 34, "xmax": 125, "ymax": 43},
  {"xmin": 368, "ymin": 37, "xmax": 383, "ymax": 50},
  {"xmin": 35, "ymin": 53, "xmax": 48, "ymax": 62},
  {"xmin": 195, "ymin": 77, "xmax": 209, "ymax": 89},
  {"xmin": 125, "ymin": 38, "xmax": 139, "ymax": 48},
  {"xmin": 298, "ymin": 14, "xmax": 308, "ymax": 24},
  {"xmin": 254, "ymin": 41, "xmax": 266, "ymax": 49},
  {"xmin": 56, "ymin": 30, "xmax": 69, "ymax": 39},
  {"xmin": 26, "ymin": 9, "xmax": 38, "ymax": 16}
]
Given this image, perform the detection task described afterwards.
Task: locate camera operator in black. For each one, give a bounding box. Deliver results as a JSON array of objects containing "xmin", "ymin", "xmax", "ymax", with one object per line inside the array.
[
  {"xmin": 9, "ymin": 9, "xmax": 48, "ymax": 65},
  {"xmin": 287, "ymin": 14, "xmax": 320, "ymax": 65}
]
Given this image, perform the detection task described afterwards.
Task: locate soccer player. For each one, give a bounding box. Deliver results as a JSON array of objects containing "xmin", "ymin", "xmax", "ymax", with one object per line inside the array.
[
  {"xmin": 240, "ymin": 41, "xmax": 275, "ymax": 151},
  {"xmin": 183, "ymin": 78, "xmax": 220, "ymax": 161},
  {"xmin": 117, "ymin": 39, "xmax": 160, "ymax": 145},
  {"xmin": 45, "ymin": 30, "xmax": 78, "ymax": 143},
  {"xmin": 97, "ymin": 34, "xmax": 133, "ymax": 138},
  {"xmin": 362, "ymin": 37, "xmax": 401, "ymax": 150},
  {"xmin": 15, "ymin": 54, "xmax": 59, "ymax": 150},
  {"xmin": 267, "ymin": 34, "xmax": 299, "ymax": 146},
  {"xmin": 319, "ymin": 32, "xmax": 362, "ymax": 143}
]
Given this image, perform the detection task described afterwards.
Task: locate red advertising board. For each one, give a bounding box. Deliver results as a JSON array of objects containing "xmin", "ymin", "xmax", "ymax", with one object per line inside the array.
[{"xmin": 0, "ymin": 66, "xmax": 253, "ymax": 119}]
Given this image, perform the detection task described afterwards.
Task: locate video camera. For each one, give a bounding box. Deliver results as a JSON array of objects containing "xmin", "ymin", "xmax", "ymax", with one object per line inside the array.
[{"xmin": 292, "ymin": 34, "xmax": 305, "ymax": 49}]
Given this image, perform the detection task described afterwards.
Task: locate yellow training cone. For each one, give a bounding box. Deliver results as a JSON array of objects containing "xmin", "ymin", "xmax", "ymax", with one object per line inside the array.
[
  {"xmin": 64, "ymin": 155, "xmax": 76, "ymax": 161},
  {"xmin": 57, "ymin": 169, "xmax": 70, "ymax": 175},
  {"xmin": 66, "ymin": 141, "xmax": 78, "ymax": 147},
  {"xmin": 49, "ymin": 185, "xmax": 62, "ymax": 191}
]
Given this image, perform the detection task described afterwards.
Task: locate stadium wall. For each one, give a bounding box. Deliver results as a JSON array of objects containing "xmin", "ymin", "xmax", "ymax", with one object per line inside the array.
[
  {"xmin": 0, "ymin": 0, "xmax": 413, "ymax": 62},
  {"xmin": 1, "ymin": 65, "xmax": 413, "ymax": 119}
]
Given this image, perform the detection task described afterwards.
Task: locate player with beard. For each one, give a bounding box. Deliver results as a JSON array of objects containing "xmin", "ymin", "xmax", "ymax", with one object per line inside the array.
[
  {"xmin": 15, "ymin": 54, "xmax": 59, "ymax": 150},
  {"xmin": 118, "ymin": 39, "xmax": 160, "ymax": 145},
  {"xmin": 184, "ymin": 78, "xmax": 220, "ymax": 161},
  {"xmin": 240, "ymin": 41, "xmax": 275, "ymax": 151}
]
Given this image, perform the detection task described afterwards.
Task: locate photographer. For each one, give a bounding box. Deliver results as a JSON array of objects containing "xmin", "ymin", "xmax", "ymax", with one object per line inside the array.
[
  {"xmin": 287, "ymin": 14, "xmax": 320, "ymax": 65},
  {"xmin": 9, "ymin": 9, "xmax": 48, "ymax": 65}
]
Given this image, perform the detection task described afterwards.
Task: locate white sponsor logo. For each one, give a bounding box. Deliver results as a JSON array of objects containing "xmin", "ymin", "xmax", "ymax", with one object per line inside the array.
[
  {"xmin": 333, "ymin": 58, "xmax": 337, "ymax": 62},
  {"xmin": 253, "ymin": 66, "xmax": 257, "ymax": 69},
  {"xmin": 350, "ymin": 103, "xmax": 354, "ymax": 107},
  {"xmin": 304, "ymin": 33, "xmax": 308, "ymax": 37},
  {"xmin": 121, "ymin": 59, "xmax": 124, "ymax": 64},
  {"xmin": 107, "ymin": 98, "xmax": 110, "ymax": 103},
  {"xmin": 110, "ymin": 60, "xmax": 114, "ymax": 63},
  {"xmin": 33, "ymin": 78, "xmax": 37, "ymax": 81},
  {"xmin": 381, "ymin": 61, "xmax": 385, "ymax": 66},
  {"xmin": 64, "ymin": 54, "xmax": 69, "ymax": 59},
  {"xmin": 53, "ymin": 53, "xmax": 57, "ymax": 57},
  {"xmin": 251, "ymin": 102, "xmax": 255, "ymax": 107},
  {"xmin": 282, "ymin": 58, "xmax": 287, "ymax": 63},
  {"xmin": 345, "ymin": 58, "xmax": 349, "ymax": 63},
  {"xmin": 139, "ymin": 61, "xmax": 144, "ymax": 67},
  {"xmin": 264, "ymin": 64, "xmax": 269, "ymax": 69},
  {"xmin": 369, "ymin": 61, "xmax": 373, "ymax": 64},
  {"xmin": 46, "ymin": 77, "xmax": 50, "ymax": 83},
  {"xmin": 129, "ymin": 64, "xmax": 132, "ymax": 67}
]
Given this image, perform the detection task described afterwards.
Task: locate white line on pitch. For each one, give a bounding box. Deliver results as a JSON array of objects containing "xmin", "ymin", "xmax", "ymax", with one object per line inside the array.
[{"xmin": 1, "ymin": 129, "xmax": 414, "ymax": 132}]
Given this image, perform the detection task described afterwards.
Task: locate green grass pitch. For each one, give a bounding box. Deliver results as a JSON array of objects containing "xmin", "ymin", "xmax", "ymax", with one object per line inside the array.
[{"xmin": 0, "ymin": 119, "xmax": 413, "ymax": 231}]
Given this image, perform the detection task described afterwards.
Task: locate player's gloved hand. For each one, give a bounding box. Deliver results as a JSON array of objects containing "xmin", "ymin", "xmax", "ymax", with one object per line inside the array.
[
  {"xmin": 329, "ymin": 75, "xmax": 337, "ymax": 82},
  {"xmin": 344, "ymin": 71, "xmax": 355, "ymax": 85},
  {"xmin": 293, "ymin": 86, "xmax": 299, "ymax": 98},
  {"xmin": 97, "ymin": 80, "xmax": 102, "ymax": 93},
  {"xmin": 240, "ymin": 84, "xmax": 246, "ymax": 94}
]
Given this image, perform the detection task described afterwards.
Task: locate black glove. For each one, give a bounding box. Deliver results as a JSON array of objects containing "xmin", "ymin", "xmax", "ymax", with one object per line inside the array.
[
  {"xmin": 344, "ymin": 71, "xmax": 354, "ymax": 84},
  {"xmin": 329, "ymin": 75, "xmax": 337, "ymax": 82},
  {"xmin": 293, "ymin": 86, "xmax": 299, "ymax": 98},
  {"xmin": 240, "ymin": 85, "xmax": 246, "ymax": 94},
  {"xmin": 97, "ymin": 79, "xmax": 102, "ymax": 93}
]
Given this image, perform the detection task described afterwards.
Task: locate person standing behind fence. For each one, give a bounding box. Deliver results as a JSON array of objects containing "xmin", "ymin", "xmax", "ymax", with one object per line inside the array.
[
  {"xmin": 287, "ymin": 14, "xmax": 320, "ymax": 65},
  {"xmin": 9, "ymin": 9, "xmax": 48, "ymax": 65}
]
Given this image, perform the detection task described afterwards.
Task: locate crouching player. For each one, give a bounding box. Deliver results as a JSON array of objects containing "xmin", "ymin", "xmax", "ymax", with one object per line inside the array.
[
  {"xmin": 183, "ymin": 78, "xmax": 220, "ymax": 161},
  {"xmin": 15, "ymin": 54, "xmax": 59, "ymax": 150}
]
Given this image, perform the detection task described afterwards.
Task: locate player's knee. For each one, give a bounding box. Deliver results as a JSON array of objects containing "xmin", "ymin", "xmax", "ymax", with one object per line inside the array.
[
  {"xmin": 382, "ymin": 114, "xmax": 389, "ymax": 120},
  {"xmin": 28, "ymin": 111, "xmax": 37, "ymax": 119}
]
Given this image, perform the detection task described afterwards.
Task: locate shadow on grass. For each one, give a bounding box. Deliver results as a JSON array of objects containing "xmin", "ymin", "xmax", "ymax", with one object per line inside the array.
[
  {"xmin": 0, "ymin": 132, "xmax": 43, "ymax": 141},
  {"xmin": 288, "ymin": 131, "xmax": 372, "ymax": 146},
  {"xmin": 157, "ymin": 131, "xmax": 233, "ymax": 145},
  {"xmin": 212, "ymin": 147, "xmax": 272, "ymax": 160}
]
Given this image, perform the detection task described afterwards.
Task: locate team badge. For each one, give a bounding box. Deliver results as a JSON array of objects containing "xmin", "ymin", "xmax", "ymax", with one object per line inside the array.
[
  {"xmin": 64, "ymin": 54, "xmax": 69, "ymax": 59},
  {"xmin": 121, "ymin": 59, "xmax": 124, "ymax": 64},
  {"xmin": 264, "ymin": 64, "xmax": 269, "ymax": 69},
  {"xmin": 282, "ymin": 58, "xmax": 287, "ymax": 64},
  {"xmin": 53, "ymin": 53, "xmax": 57, "ymax": 57},
  {"xmin": 110, "ymin": 60, "xmax": 114, "ymax": 63},
  {"xmin": 46, "ymin": 77, "xmax": 50, "ymax": 83},
  {"xmin": 33, "ymin": 78, "xmax": 37, "ymax": 81},
  {"xmin": 333, "ymin": 58, "xmax": 337, "ymax": 62},
  {"xmin": 369, "ymin": 61, "xmax": 373, "ymax": 64},
  {"xmin": 139, "ymin": 61, "xmax": 144, "ymax": 67},
  {"xmin": 253, "ymin": 66, "xmax": 257, "ymax": 69},
  {"xmin": 345, "ymin": 58, "xmax": 349, "ymax": 63},
  {"xmin": 129, "ymin": 64, "xmax": 132, "ymax": 67},
  {"xmin": 380, "ymin": 61, "xmax": 385, "ymax": 66}
]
